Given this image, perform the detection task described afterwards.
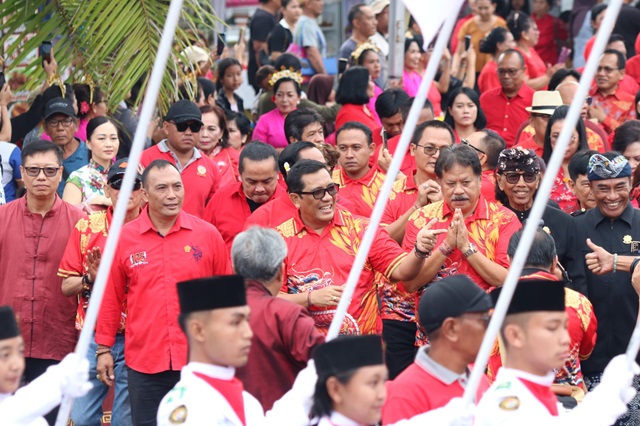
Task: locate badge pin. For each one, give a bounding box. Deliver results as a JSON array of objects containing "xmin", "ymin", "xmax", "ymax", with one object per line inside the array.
[
  {"xmin": 197, "ymin": 165, "xmax": 207, "ymax": 176},
  {"xmin": 624, "ymin": 235, "xmax": 633, "ymax": 245},
  {"xmin": 169, "ymin": 405, "xmax": 188, "ymax": 424},
  {"xmin": 499, "ymin": 396, "xmax": 520, "ymax": 411}
]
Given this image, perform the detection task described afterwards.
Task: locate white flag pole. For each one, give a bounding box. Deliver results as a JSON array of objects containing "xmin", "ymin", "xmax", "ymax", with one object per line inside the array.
[
  {"xmin": 462, "ymin": 0, "xmax": 624, "ymax": 407},
  {"xmin": 54, "ymin": 0, "xmax": 187, "ymax": 423},
  {"xmin": 326, "ymin": 0, "xmax": 465, "ymax": 340}
]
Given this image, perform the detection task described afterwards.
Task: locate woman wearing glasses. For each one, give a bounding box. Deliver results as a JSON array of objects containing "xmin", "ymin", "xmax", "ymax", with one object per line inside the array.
[
  {"xmin": 542, "ymin": 105, "xmax": 590, "ymax": 213},
  {"xmin": 443, "ymin": 87, "xmax": 487, "ymax": 143},
  {"xmin": 62, "ymin": 117, "xmax": 119, "ymax": 209}
]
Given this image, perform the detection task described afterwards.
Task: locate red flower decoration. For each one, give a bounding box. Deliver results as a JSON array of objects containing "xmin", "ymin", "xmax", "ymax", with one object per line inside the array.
[{"xmin": 80, "ymin": 101, "xmax": 90, "ymax": 114}]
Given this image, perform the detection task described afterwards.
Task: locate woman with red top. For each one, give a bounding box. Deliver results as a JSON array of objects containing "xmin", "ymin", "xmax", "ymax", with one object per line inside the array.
[
  {"xmin": 531, "ymin": 0, "xmax": 568, "ymax": 65},
  {"xmin": 583, "ymin": 4, "xmax": 607, "ymax": 63},
  {"xmin": 199, "ymin": 104, "xmax": 239, "ymax": 187},
  {"xmin": 335, "ymin": 66, "xmax": 379, "ymax": 131},
  {"xmin": 403, "ymin": 35, "xmax": 449, "ymax": 117},
  {"xmin": 542, "ymin": 105, "xmax": 590, "ymax": 214},
  {"xmin": 478, "ymin": 27, "xmax": 516, "ymax": 93},
  {"xmin": 508, "ymin": 11, "xmax": 563, "ymax": 90},
  {"xmin": 351, "ymin": 42, "xmax": 383, "ymax": 126},
  {"xmin": 444, "ymin": 87, "xmax": 487, "ymax": 143}
]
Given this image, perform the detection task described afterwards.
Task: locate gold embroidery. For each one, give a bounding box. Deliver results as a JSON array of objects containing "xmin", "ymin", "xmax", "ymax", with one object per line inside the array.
[
  {"xmin": 276, "ymin": 219, "xmax": 297, "ymax": 238},
  {"xmin": 75, "ymin": 218, "xmax": 89, "ymax": 233},
  {"xmin": 89, "ymin": 212, "xmax": 106, "ymax": 234}
]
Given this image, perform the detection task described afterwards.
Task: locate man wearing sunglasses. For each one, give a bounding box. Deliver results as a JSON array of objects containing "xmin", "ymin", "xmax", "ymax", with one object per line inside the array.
[
  {"xmin": 140, "ymin": 99, "xmax": 220, "ymax": 218},
  {"xmin": 0, "ymin": 140, "xmax": 87, "ymax": 423},
  {"xmin": 57, "ymin": 157, "xmax": 143, "ymax": 425},
  {"xmin": 276, "ymin": 160, "xmax": 441, "ymax": 337}
]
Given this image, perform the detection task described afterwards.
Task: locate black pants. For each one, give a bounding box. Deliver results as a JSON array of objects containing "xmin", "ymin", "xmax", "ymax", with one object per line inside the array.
[
  {"xmin": 127, "ymin": 367, "xmax": 181, "ymax": 426},
  {"xmin": 382, "ymin": 319, "xmax": 419, "ymax": 380},
  {"xmin": 23, "ymin": 357, "xmax": 60, "ymax": 425}
]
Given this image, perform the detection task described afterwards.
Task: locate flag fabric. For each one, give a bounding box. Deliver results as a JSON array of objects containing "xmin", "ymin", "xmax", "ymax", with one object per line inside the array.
[{"xmin": 400, "ymin": 0, "xmax": 461, "ymax": 49}]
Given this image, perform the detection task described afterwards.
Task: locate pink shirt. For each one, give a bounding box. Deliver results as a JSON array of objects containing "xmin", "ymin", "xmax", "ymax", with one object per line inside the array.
[
  {"xmin": 403, "ymin": 70, "xmax": 442, "ymax": 116},
  {"xmin": 367, "ymin": 84, "xmax": 383, "ymax": 126},
  {"xmin": 253, "ymin": 108, "xmax": 289, "ymax": 149}
]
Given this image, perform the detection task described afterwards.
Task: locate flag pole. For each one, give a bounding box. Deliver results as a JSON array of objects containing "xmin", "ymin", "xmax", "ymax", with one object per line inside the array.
[
  {"xmin": 326, "ymin": 0, "xmax": 464, "ymax": 340},
  {"xmin": 54, "ymin": 0, "xmax": 187, "ymax": 423},
  {"xmin": 461, "ymin": 0, "xmax": 624, "ymax": 408}
]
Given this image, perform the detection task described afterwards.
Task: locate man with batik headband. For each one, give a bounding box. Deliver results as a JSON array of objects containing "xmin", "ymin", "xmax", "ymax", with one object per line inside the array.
[
  {"xmin": 495, "ymin": 147, "xmax": 587, "ymax": 296},
  {"xmin": 574, "ymin": 152, "xmax": 640, "ymax": 425},
  {"xmin": 157, "ymin": 275, "xmax": 315, "ymax": 425},
  {"xmin": 475, "ymin": 279, "xmax": 638, "ymax": 424}
]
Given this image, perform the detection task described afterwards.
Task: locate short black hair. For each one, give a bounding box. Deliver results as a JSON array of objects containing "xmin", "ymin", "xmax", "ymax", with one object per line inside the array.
[
  {"xmin": 141, "ymin": 159, "xmax": 180, "ymax": 188},
  {"xmin": 238, "ymin": 141, "xmax": 279, "ymax": 174},
  {"xmin": 508, "ymin": 228, "xmax": 557, "ymax": 270},
  {"xmin": 215, "ymin": 58, "xmax": 242, "ymax": 92},
  {"xmin": 603, "ymin": 48, "xmax": 626, "ymax": 70},
  {"xmin": 542, "ymin": 105, "xmax": 589, "ymax": 165},
  {"xmin": 197, "ymin": 77, "xmax": 216, "ymax": 100},
  {"xmin": 402, "ymin": 97, "xmax": 434, "ymax": 122},
  {"xmin": 568, "ymin": 149, "xmax": 598, "ymax": 181},
  {"xmin": 404, "ymin": 36, "xmax": 424, "ymax": 54},
  {"xmin": 498, "ymin": 48, "xmax": 525, "ymax": 67},
  {"xmin": 200, "ymin": 104, "xmax": 230, "ymax": 148},
  {"xmin": 608, "ymin": 33, "xmax": 625, "ymax": 46},
  {"xmin": 284, "ymin": 108, "xmax": 324, "ymax": 142},
  {"xmin": 21, "ymin": 140, "xmax": 63, "ymax": 166},
  {"xmin": 411, "ymin": 120, "xmax": 455, "ymax": 147},
  {"xmin": 612, "ymin": 120, "xmax": 640, "ymax": 154},
  {"xmin": 346, "ymin": 4, "xmax": 366, "ymax": 32},
  {"xmin": 548, "ymin": 68, "xmax": 581, "ymax": 91},
  {"xmin": 480, "ymin": 129, "xmax": 507, "ymax": 169},
  {"xmin": 274, "ymin": 53, "xmax": 302, "ymax": 72},
  {"xmin": 278, "ymin": 141, "xmax": 317, "ymax": 178},
  {"xmin": 591, "ymin": 4, "xmax": 607, "ymax": 23},
  {"xmin": 375, "ymin": 89, "xmax": 410, "ymax": 120},
  {"xmin": 336, "ymin": 121, "xmax": 373, "ymax": 145},
  {"xmin": 286, "ymin": 160, "xmax": 329, "ymax": 194},
  {"xmin": 435, "ymin": 145, "xmax": 482, "ymax": 179},
  {"xmin": 225, "ymin": 110, "xmax": 252, "ymax": 136},
  {"xmin": 443, "ymin": 87, "xmax": 487, "ymax": 130},
  {"xmin": 273, "ymin": 77, "xmax": 302, "ymax": 96},
  {"xmin": 336, "ymin": 66, "xmax": 370, "ymax": 105}
]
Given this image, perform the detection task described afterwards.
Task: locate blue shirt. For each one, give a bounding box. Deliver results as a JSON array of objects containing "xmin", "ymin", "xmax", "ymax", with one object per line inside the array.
[
  {"xmin": 59, "ymin": 140, "xmax": 89, "ymax": 196},
  {"xmin": 0, "ymin": 142, "xmax": 21, "ymax": 202}
]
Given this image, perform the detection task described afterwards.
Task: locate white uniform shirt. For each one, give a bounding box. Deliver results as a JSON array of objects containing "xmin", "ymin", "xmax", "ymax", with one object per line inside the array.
[
  {"xmin": 0, "ymin": 369, "xmax": 66, "ymax": 426},
  {"xmin": 316, "ymin": 412, "xmax": 362, "ymax": 426}
]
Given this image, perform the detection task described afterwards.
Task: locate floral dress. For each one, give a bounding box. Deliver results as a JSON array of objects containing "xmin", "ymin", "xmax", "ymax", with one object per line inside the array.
[{"xmin": 66, "ymin": 159, "xmax": 108, "ymax": 204}]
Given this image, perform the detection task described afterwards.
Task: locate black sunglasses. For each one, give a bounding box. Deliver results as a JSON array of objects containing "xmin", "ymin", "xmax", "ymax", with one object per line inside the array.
[
  {"xmin": 108, "ymin": 178, "xmax": 142, "ymax": 191},
  {"xmin": 297, "ymin": 184, "xmax": 339, "ymax": 200},
  {"xmin": 501, "ymin": 171, "xmax": 539, "ymax": 184},
  {"xmin": 23, "ymin": 166, "xmax": 60, "ymax": 177},
  {"xmin": 172, "ymin": 121, "xmax": 203, "ymax": 133}
]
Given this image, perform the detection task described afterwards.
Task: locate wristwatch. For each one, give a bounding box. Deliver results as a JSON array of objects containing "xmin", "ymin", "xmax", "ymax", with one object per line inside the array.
[{"xmin": 463, "ymin": 243, "xmax": 478, "ymax": 258}]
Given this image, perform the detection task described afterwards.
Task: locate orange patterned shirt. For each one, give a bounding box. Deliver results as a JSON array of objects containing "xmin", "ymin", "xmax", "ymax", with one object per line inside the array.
[
  {"xmin": 590, "ymin": 87, "xmax": 635, "ymax": 134},
  {"xmin": 277, "ymin": 206, "xmax": 407, "ymax": 336},
  {"xmin": 332, "ymin": 166, "xmax": 386, "ymax": 217}
]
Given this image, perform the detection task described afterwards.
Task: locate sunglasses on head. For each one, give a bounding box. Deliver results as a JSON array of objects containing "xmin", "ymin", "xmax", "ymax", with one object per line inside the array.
[
  {"xmin": 501, "ymin": 171, "xmax": 539, "ymax": 184},
  {"xmin": 297, "ymin": 184, "xmax": 339, "ymax": 200},
  {"xmin": 108, "ymin": 178, "xmax": 142, "ymax": 190},
  {"xmin": 172, "ymin": 121, "xmax": 203, "ymax": 133}
]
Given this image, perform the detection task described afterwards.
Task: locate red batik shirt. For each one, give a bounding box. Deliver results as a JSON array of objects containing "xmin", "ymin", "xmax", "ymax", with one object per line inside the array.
[
  {"xmin": 58, "ymin": 208, "xmax": 126, "ymax": 333},
  {"xmin": 331, "ymin": 166, "xmax": 386, "ymax": 217},
  {"xmin": 403, "ymin": 197, "xmax": 519, "ymax": 346},
  {"xmin": 95, "ymin": 209, "xmax": 231, "ymax": 374},
  {"xmin": 276, "ymin": 206, "xmax": 408, "ymax": 336},
  {"xmin": 518, "ymin": 124, "xmax": 606, "ymax": 154},
  {"xmin": 480, "ymin": 84, "xmax": 535, "ymax": 148},
  {"xmin": 590, "ymin": 86, "xmax": 635, "ymax": 133},
  {"xmin": 550, "ymin": 168, "xmax": 579, "ymax": 214}
]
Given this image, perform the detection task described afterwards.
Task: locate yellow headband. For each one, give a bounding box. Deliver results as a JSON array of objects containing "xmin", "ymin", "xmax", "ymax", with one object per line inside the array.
[
  {"xmin": 269, "ymin": 67, "xmax": 303, "ymax": 87},
  {"xmin": 351, "ymin": 42, "xmax": 379, "ymax": 63}
]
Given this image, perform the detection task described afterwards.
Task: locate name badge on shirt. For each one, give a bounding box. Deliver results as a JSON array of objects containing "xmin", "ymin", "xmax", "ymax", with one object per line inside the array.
[
  {"xmin": 197, "ymin": 165, "xmax": 207, "ymax": 176},
  {"xmin": 129, "ymin": 251, "xmax": 148, "ymax": 268}
]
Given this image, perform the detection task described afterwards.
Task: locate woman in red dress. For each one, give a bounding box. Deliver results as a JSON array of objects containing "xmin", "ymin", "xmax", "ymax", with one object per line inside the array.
[
  {"xmin": 198, "ymin": 104, "xmax": 239, "ymax": 187},
  {"xmin": 335, "ymin": 66, "xmax": 379, "ymax": 131}
]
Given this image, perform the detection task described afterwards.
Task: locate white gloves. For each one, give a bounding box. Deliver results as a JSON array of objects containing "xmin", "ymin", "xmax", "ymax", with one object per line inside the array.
[
  {"xmin": 49, "ymin": 352, "xmax": 93, "ymax": 398},
  {"xmin": 389, "ymin": 398, "xmax": 475, "ymax": 426}
]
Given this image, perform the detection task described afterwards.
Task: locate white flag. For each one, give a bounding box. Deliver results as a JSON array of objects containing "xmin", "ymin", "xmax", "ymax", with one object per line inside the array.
[{"xmin": 400, "ymin": 0, "xmax": 461, "ymax": 49}]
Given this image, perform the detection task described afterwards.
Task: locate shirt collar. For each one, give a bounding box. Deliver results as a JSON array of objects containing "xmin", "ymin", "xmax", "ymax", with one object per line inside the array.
[
  {"xmin": 89, "ymin": 159, "xmax": 108, "ymax": 174},
  {"xmin": 292, "ymin": 204, "xmax": 346, "ymax": 235},
  {"xmin": 339, "ymin": 165, "xmax": 379, "ymax": 186},
  {"xmin": 246, "ymin": 279, "xmax": 272, "ymax": 295},
  {"xmin": 158, "ymin": 139, "xmax": 201, "ymax": 165},
  {"xmin": 415, "ymin": 346, "xmax": 469, "ymax": 386},
  {"xmin": 501, "ymin": 84, "xmax": 528, "ymax": 100},
  {"xmin": 591, "ymin": 85, "xmax": 622, "ymax": 99},
  {"xmin": 187, "ymin": 361, "xmax": 235, "ymax": 380},
  {"xmin": 21, "ymin": 194, "xmax": 63, "ymax": 216},
  {"xmin": 442, "ymin": 195, "xmax": 488, "ymax": 221},
  {"xmin": 328, "ymin": 412, "xmax": 363, "ymax": 426},
  {"xmin": 501, "ymin": 368, "xmax": 555, "ymax": 386},
  {"xmin": 136, "ymin": 207, "xmax": 193, "ymax": 234}
]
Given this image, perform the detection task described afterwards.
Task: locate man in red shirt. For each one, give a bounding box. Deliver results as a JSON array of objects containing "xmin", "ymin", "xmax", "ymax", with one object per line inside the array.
[
  {"xmin": 0, "ymin": 140, "xmax": 86, "ymax": 424},
  {"xmin": 333, "ymin": 122, "xmax": 386, "ymax": 217},
  {"xmin": 233, "ymin": 227, "xmax": 324, "ymax": 410},
  {"xmin": 480, "ymin": 49, "xmax": 535, "ymax": 147},
  {"xmin": 58, "ymin": 157, "xmax": 143, "ymax": 425},
  {"xmin": 140, "ymin": 100, "xmax": 219, "ymax": 218},
  {"xmin": 373, "ymin": 88, "xmax": 410, "ymax": 146},
  {"xmin": 203, "ymin": 141, "xmax": 284, "ymax": 250},
  {"xmin": 276, "ymin": 160, "xmax": 440, "ymax": 336},
  {"xmin": 382, "ymin": 275, "xmax": 493, "ymax": 425},
  {"xmin": 464, "ymin": 130, "xmax": 506, "ymax": 204},
  {"xmin": 95, "ymin": 160, "xmax": 230, "ymax": 425},
  {"xmin": 284, "ymin": 108, "xmax": 326, "ymax": 145},
  {"xmin": 515, "ymin": 90, "xmax": 563, "ymax": 156},
  {"xmin": 589, "ymin": 49, "xmax": 635, "ymax": 134}
]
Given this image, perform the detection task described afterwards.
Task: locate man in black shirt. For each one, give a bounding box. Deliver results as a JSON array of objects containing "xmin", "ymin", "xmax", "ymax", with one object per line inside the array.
[
  {"xmin": 249, "ymin": 0, "xmax": 281, "ymax": 91},
  {"xmin": 576, "ymin": 151, "xmax": 640, "ymax": 426}
]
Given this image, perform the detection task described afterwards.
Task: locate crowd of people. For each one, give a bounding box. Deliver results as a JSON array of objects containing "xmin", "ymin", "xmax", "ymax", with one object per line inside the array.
[{"xmin": 4, "ymin": 0, "xmax": 640, "ymax": 424}]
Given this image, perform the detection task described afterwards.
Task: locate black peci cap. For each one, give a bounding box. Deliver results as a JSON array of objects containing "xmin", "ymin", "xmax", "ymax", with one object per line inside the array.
[
  {"xmin": 177, "ymin": 275, "xmax": 247, "ymax": 314},
  {"xmin": 490, "ymin": 279, "xmax": 565, "ymax": 315},
  {"xmin": 314, "ymin": 335, "xmax": 384, "ymax": 380}
]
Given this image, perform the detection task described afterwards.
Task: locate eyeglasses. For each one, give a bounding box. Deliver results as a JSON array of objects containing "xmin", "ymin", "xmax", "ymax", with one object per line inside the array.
[
  {"xmin": 461, "ymin": 139, "xmax": 485, "ymax": 155},
  {"xmin": 497, "ymin": 67, "xmax": 523, "ymax": 77},
  {"xmin": 23, "ymin": 166, "xmax": 60, "ymax": 177},
  {"xmin": 415, "ymin": 143, "xmax": 447, "ymax": 156},
  {"xmin": 171, "ymin": 121, "xmax": 203, "ymax": 133},
  {"xmin": 46, "ymin": 118, "xmax": 74, "ymax": 128},
  {"xmin": 597, "ymin": 66, "xmax": 619, "ymax": 74},
  {"xmin": 500, "ymin": 171, "xmax": 539, "ymax": 184},
  {"xmin": 108, "ymin": 178, "xmax": 142, "ymax": 191},
  {"xmin": 297, "ymin": 184, "xmax": 339, "ymax": 200}
]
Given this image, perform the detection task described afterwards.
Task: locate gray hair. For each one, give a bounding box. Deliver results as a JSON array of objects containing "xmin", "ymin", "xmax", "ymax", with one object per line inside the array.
[{"xmin": 232, "ymin": 227, "xmax": 288, "ymax": 282}]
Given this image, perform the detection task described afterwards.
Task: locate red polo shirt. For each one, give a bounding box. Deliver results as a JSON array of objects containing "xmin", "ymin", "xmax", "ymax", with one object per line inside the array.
[
  {"xmin": 331, "ymin": 166, "xmax": 386, "ymax": 217},
  {"xmin": 478, "ymin": 61, "xmax": 499, "ymax": 94},
  {"xmin": 0, "ymin": 196, "xmax": 85, "ymax": 361},
  {"xmin": 276, "ymin": 206, "xmax": 408, "ymax": 336},
  {"xmin": 95, "ymin": 208, "xmax": 231, "ymax": 373},
  {"xmin": 480, "ymin": 84, "xmax": 535, "ymax": 148},
  {"xmin": 590, "ymin": 86, "xmax": 635, "ymax": 133},
  {"xmin": 481, "ymin": 170, "xmax": 498, "ymax": 204},
  {"xmin": 203, "ymin": 181, "xmax": 285, "ymax": 250},
  {"xmin": 211, "ymin": 147, "xmax": 240, "ymax": 188},
  {"xmin": 140, "ymin": 141, "xmax": 219, "ymax": 218},
  {"xmin": 626, "ymin": 55, "xmax": 640, "ymax": 87},
  {"xmin": 245, "ymin": 193, "xmax": 296, "ymax": 230}
]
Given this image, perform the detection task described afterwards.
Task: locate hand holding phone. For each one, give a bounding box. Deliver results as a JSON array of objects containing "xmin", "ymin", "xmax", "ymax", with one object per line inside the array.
[
  {"xmin": 557, "ymin": 47, "xmax": 571, "ymax": 64},
  {"xmin": 464, "ymin": 35, "xmax": 471, "ymax": 51},
  {"xmin": 40, "ymin": 41, "xmax": 52, "ymax": 65},
  {"xmin": 216, "ymin": 33, "xmax": 226, "ymax": 57}
]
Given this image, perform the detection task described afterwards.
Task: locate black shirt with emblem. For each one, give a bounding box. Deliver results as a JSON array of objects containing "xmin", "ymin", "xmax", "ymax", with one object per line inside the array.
[{"xmin": 574, "ymin": 203, "xmax": 640, "ymax": 375}]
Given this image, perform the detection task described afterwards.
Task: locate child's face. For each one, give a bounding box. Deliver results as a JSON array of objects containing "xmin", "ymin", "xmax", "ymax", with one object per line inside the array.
[
  {"xmin": 0, "ymin": 336, "xmax": 25, "ymax": 394},
  {"xmin": 223, "ymin": 65, "xmax": 243, "ymax": 91}
]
